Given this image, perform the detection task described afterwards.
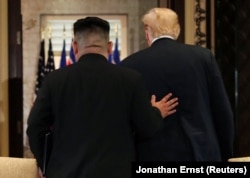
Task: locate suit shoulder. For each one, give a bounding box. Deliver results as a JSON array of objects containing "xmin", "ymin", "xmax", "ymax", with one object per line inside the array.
[
  {"xmin": 181, "ymin": 43, "xmax": 214, "ymax": 59},
  {"xmin": 43, "ymin": 64, "xmax": 75, "ymax": 83},
  {"xmin": 109, "ymin": 65, "xmax": 144, "ymax": 85},
  {"xmin": 115, "ymin": 64, "xmax": 142, "ymax": 77},
  {"xmin": 185, "ymin": 43, "xmax": 212, "ymax": 53},
  {"xmin": 121, "ymin": 48, "xmax": 149, "ymax": 66}
]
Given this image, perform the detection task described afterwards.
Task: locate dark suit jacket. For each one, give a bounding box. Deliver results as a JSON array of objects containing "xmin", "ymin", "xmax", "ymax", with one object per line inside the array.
[
  {"xmin": 121, "ymin": 38, "xmax": 235, "ymax": 162},
  {"xmin": 26, "ymin": 53, "xmax": 163, "ymax": 178}
]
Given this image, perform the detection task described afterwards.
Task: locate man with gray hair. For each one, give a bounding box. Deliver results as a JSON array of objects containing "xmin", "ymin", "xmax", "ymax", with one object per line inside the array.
[{"xmin": 121, "ymin": 7, "xmax": 234, "ymax": 162}]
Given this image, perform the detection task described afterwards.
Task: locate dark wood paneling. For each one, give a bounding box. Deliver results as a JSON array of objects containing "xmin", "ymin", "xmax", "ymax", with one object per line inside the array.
[
  {"xmin": 215, "ymin": 0, "xmax": 250, "ymax": 157},
  {"xmin": 236, "ymin": 0, "xmax": 250, "ymax": 157},
  {"xmin": 168, "ymin": 0, "xmax": 185, "ymax": 43},
  {"xmin": 8, "ymin": 0, "xmax": 23, "ymax": 157},
  {"xmin": 205, "ymin": 0, "xmax": 211, "ymax": 49}
]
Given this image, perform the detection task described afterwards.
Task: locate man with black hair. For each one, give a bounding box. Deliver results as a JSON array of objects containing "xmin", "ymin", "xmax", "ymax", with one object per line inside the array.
[{"xmin": 27, "ymin": 16, "xmax": 178, "ymax": 178}]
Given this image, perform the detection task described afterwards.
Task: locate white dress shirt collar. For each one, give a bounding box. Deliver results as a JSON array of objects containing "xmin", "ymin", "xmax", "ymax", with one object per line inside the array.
[{"xmin": 151, "ymin": 35, "xmax": 174, "ymax": 44}]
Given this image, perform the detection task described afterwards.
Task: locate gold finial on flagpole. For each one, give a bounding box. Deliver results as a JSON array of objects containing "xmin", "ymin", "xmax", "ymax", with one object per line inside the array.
[
  {"xmin": 115, "ymin": 24, "xmax": 118, "ymax": 37},
  {"xmin": 47, "ymin": 26, "xmax": 52, "ymax": 38},
  {"xmin": 63, "ymin": 25, "xmax": 66, "ymax": 39},
  {"xmin": 41, "ymin": 27, "xmax": 45, "ymax": 39}
]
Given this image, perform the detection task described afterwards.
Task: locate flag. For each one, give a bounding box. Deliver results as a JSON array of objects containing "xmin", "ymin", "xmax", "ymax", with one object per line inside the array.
[
  {"xmin": 44, "ymin": 38, "xmax": 55, "ymax": 74},
  {"xmin": 66, "ymin": 59, "xmax": 73, "ymax": 66},
  {"xmin": 35, "ymin": 39, "xmax": 45, "ymax": 95},
  {"xmin": 66, "ymin": 39, "xmax": 76, "ymax": 66},
  {"xmin": 113, "ymin": 37, "xmax": 120, "ymax": 64},
  {"xmin": 108, "ymin": 53, "xmax": 113, "ymax": 63},
  {"xmin": 69, "ymin": 39, "xmax": 76, "ymax": 64},
  {"xmin": 59, "ymin": 39, "xmax": 66, "ymax": 68}
]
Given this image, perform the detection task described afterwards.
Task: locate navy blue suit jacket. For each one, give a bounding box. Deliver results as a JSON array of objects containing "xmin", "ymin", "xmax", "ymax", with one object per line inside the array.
[{"xmin": 121, "ymin": 38, "xmax": 234, "ymax": 161}]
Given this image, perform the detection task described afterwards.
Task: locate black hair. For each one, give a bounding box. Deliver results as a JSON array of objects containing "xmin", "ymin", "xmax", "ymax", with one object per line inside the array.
[{"xmin": 73, "ymin": 16, "xmax": 110, "ymax": 34}]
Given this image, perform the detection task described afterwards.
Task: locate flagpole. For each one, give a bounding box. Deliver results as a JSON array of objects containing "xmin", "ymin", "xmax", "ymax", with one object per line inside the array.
[
  {"xmin": 115, "ymin": 24, "xmax": 118, "ymax": 38},
  {"xmin": 60, "ymin": 25, "xmax": 67, "ymax": 68},
  {"xmin": 41, "ymin": 27, "xmax": 45, "ymax": 40},
  {"xmin": 63, "ymin": 25, "xmax": 66, "ymax": 39},
  {"xmin": 45, "ymin": 26, "xmax": 55, "ymax": 73},
  {"xmin": 45, "ymin": 26, "xmax": 52, "ymax": 69},
  {"xmin": 47, "ymin": 26, "xmax": 52, "ymax": 39},
  {"xmin": 113, "ymin": 24, "xmax": 120, "ymax": 64}
]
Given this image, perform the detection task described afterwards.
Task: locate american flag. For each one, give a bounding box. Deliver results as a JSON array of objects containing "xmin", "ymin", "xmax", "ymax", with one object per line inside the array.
[
  {"xmin": 35, "ymin": 39, "xmax": 45, "ymax": 95},
  {"xmin": 44, "ymin": 38, "xmax": 55, "ymax": 74}
]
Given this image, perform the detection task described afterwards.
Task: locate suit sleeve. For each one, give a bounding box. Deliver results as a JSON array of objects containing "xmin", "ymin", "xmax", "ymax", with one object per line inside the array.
[
  {"xmin": 130, "ymin": 75, "xmax": 164, "ymax": 141},
  {"xmin": 208, "ymin": 52, "xmax": 235, "ymax": 161},
  {"xmin": 26, "ymin": 76, "xmax": 53, "ymax": 169}
]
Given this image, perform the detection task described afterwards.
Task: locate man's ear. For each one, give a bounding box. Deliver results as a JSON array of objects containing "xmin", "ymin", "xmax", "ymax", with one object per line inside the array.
[
  {"xmin": 107, "ymin": 41, "xmax": 113, "ymax": 55},
  {"xmin": 145, "ymin": 31, "xmax": 151, "ymax": 46},
  {"xmin": 72, "ymin": 41, "xmax": 78, "ymax": 56}
]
